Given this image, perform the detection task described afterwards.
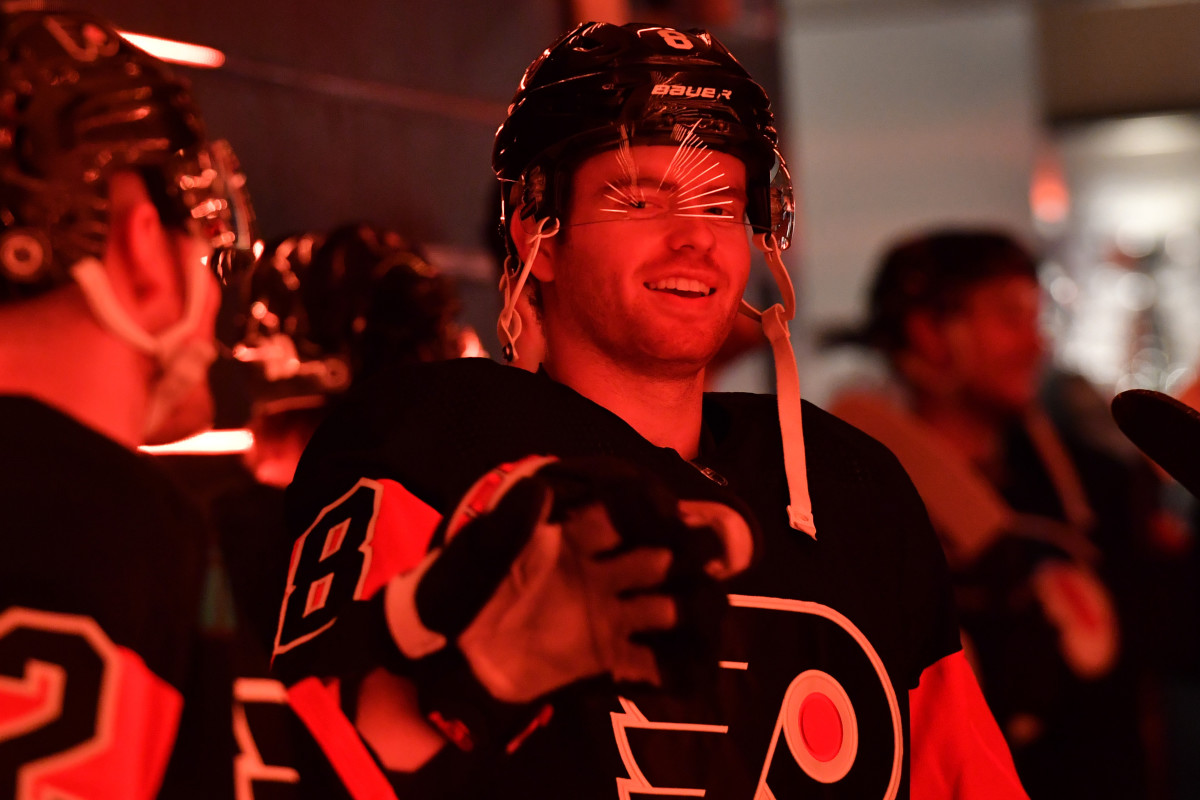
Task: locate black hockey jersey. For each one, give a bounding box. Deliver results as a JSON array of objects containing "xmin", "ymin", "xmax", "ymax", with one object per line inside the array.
[
  {"xmin": 0, "ymin": 395, "xmax": 210, "ymax": 799},
  {"xmin": 273, "ymin": 359, "xmax": 1025, "ymax": 799}
]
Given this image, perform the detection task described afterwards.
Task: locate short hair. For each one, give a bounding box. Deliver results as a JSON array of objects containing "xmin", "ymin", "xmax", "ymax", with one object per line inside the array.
[{"xmin": 843, "ymin": 228, "xmax": 1039, "ymax": 353}]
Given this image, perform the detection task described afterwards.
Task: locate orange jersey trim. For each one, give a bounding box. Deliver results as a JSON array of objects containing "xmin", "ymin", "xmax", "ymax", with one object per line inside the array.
[
  {"xmin": 909, "ymin": 649, "xmax": 1028, "ymax": 799},
  {"xmin": 359, "ymin": 479, "xmax": 443, "ymax": 601},
  {"xmin": 0, "ymin": 608, "xmax": 182, "ymax": 800},
  {"xmin": 287, "ymin": 677, "xmax": 398, "ymax": 800}
]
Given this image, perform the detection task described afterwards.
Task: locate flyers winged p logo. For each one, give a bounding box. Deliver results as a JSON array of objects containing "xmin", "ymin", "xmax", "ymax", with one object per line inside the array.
[{"xmin": 610, "ymin": 595, "xmax": 903, "ymax": 799}]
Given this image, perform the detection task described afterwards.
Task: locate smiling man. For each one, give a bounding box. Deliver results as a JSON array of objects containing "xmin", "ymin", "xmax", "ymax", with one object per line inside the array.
[{"xmin": 272, "ymin": 23, "xmax": 1026, "ymax": 799}]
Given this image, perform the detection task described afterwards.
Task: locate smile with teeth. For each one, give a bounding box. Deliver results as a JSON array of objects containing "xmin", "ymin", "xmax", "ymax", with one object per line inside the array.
[{"xmin": 644, "ymin": 277, "xmax": 716, "ymax": 297}]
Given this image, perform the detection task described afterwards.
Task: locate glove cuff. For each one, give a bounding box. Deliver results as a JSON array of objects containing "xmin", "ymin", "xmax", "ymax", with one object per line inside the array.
[
  {"xmin": 385, "ymin": 548, "xmax": 449, "ymax": 659},
  {"xmin": 413, "ymin": 648, "xmax": 554, "ymax": 755}
]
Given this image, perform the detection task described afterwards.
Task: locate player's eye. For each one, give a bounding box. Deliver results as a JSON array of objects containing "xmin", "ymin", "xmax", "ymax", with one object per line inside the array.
[
  {"xmin": 635, "ymin": 189, "xmax": 670, "ymax": 207},
  {"xmin": 620, "ymin": 189, "xmax": 670, "ymax": 217}
]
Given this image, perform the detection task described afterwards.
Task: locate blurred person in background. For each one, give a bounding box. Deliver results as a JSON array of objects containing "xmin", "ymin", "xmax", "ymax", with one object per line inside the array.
[
  {"xmin": 828, "ymin": 227, "xmax": 1149, "ymax": 799},
  {"xmin": 215, "ymin": 222, "xmax": 476, "ymax": 650},
  {"xmin": 0, "ymin": 6, "xmax": 254, "ymax": 797}
]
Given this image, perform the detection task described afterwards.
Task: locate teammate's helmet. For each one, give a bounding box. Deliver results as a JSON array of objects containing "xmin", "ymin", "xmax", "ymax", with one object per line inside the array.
[
  {"xmin": 224, "ymin": 223, "xmax": 465, "ymax": 410},
  {"xmin": 0, "ymin": 6, "xmax": 253, "ymax": 302},
  {"xmin": 492, "ymin": 21, "xmax": 794, "ymax": 262}
]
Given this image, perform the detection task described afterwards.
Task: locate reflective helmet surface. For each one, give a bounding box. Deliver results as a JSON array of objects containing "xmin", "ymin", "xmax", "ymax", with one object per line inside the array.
[
  {"xmin": 492, "ymin": 21, "xmax": 793, "ymax": 257},
  {"xmin": 224, "ymin": 223, "xmax": 465, "ymax": 409},
  {"xmin": 0, "ymin": 5, "xmax": 253, "ymax": 301}
]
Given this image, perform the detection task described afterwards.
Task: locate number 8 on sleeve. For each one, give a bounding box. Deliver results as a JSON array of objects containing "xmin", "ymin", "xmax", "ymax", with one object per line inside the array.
[{"xmin": 274, "ymin": 480, "xmax": 382, "ymax": 656}]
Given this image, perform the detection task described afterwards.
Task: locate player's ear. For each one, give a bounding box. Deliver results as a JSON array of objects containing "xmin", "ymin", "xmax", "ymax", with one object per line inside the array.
[
  {"xmin": 104, "ymin": 170, "xmax": 181, "ymax": 330},
  {"xmin": 510, "ymin": 213, "xmax": 558, "ymax": 284}
]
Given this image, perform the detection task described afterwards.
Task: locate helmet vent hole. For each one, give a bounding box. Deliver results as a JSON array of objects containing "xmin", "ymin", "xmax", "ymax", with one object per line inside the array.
[{"xmin": 572, "ymin": 36, "xmax": 604, "ymax": 52}]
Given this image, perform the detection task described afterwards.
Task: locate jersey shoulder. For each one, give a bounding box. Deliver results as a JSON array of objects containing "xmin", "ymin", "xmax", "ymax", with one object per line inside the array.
[
  {"xmin": 705, "ymin": 391, "xmax": 920, "ymax": 489},
  {"xmin": 0, "ymin": 395, "xmax": 208, "ymax": 682},
  {"xmin": 290, "ymin": 359, "xmax": 653, "ymax": 522}
]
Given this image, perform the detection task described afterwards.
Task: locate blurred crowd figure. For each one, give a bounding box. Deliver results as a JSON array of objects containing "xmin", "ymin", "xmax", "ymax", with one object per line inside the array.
[{"xmin": 826, "ymin": 228, "xmax": 1152, "ymax": 799}]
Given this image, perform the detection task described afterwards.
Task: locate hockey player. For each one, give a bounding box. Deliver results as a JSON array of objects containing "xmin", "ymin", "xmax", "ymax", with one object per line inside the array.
[
  {"xmin": 273, "ymin": 22, "xmax": 1027, "ymax": 799},
  {"xmin": 0, "ymin": 7, "xmax": 253, "ymax": 798}
]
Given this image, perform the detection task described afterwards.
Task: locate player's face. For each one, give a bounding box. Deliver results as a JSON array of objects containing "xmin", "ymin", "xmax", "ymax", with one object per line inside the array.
[
  {"xmin": 540, "ymin": 144, "xmax": 751, "ymax": 376},
  {"xmin": 938, "ymin": 274, "xmax": 1044, "ymax": 415}
]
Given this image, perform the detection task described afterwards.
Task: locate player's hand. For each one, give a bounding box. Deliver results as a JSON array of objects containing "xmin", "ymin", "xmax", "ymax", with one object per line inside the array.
[{"xmin": 385, "ymin": 456, "xmax": 755, "ymax": 704}]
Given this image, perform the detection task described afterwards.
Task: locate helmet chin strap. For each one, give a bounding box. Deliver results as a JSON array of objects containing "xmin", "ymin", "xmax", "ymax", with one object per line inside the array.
[
  {"xmin": 739, "ymin": 232, "xmax": 816, "ymax": 538},
  {"xmin": 497, "ymin": 216, "xmax": 559, "ymax": 364},
  {"xmin": 69, "ymin": 243, "xmax": 217, "ymax": 441}
]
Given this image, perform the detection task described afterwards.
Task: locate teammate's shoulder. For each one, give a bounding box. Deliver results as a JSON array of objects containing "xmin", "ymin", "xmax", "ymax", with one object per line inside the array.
[{"xmin": 0, "ymin": 394, "xmax": 205, "ymax": 520}]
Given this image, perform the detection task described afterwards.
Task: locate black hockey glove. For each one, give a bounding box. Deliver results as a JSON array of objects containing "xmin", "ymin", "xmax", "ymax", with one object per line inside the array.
[{"xmin": 382, "ymin": 455, "xmax": 755, "ymax": 753}]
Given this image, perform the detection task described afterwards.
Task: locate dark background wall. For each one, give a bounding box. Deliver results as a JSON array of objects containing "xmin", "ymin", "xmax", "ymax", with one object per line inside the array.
[{"xmin": 84, "ymin": 1, "xmax": 562, "ymax": 252}]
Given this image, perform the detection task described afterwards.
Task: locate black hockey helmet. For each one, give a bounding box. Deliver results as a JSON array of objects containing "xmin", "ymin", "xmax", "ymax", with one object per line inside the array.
[
  {"xmin": 224, "ymin": 223, "xmax": 466, "ymax": 411},
  {"xmin": 491, "ymin": 21, "xmax": 794, "ymax": 263},
  {"xmin": 0, "ymin": 4, "xmax": 254, "ymax": 302}
]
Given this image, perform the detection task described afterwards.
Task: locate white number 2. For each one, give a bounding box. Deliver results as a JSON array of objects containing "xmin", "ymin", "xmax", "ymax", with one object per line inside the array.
[{"xmin": 656, "ymin": 29, "xmax": 693, "ymax": 50}]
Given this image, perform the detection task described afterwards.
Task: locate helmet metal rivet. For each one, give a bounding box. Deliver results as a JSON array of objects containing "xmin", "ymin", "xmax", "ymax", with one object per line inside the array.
[{"xmin": 0, "ymin": 232, "xmax": 45, "ymax": 281}]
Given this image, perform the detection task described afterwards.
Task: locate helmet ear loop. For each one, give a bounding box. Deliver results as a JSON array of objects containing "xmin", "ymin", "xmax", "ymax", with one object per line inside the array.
[
  {"xmin": 742, "ymin": 230, "xmax": 815, "ymax": 538},
  {"xmin": 496, "ymin": 216, "xmax": 559, "ymax": 363},
  {"xmin": 70, "ymin": 240, "xmax": 214, "ymax": 361}
]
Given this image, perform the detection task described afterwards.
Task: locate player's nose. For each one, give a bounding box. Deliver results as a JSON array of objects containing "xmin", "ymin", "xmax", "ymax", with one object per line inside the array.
[{"xmin": 664, "ymin": 210, "xmax": 718, "ymax": 254}]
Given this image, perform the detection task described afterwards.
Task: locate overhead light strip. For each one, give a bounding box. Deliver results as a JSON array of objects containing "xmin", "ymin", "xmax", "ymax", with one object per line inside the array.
[
  {"xmin": 118, "ymin": 31, "xmax": 225, "ymax": 69},
  {"xmin": 139, "ymin": 429, "xmax": 254, "ymax": 455}
]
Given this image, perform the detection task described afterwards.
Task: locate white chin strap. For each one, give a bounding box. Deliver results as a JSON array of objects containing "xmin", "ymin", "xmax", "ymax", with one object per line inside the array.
[
  {"xmin": 70, "ymin": 247, "xmax": 217, "ymax": 439},
  {"xmin": 740, "ymin": 232, "xmax": 816, "ymax": 539},
  {"xmin": 497, "ymin": 217, "xmax": 559, "ymax": 364}
]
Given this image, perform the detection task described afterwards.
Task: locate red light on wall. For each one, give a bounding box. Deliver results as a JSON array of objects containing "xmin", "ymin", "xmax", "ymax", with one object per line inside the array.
[{"xmin": 1031, "ymin": 147, "xmax": 1070, "ymax": 225}]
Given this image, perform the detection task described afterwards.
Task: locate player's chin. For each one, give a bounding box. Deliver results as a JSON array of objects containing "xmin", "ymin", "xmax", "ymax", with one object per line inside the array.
[{"xmin": 639, "ymin": 328, "xmax": 730, "ymax": 369}]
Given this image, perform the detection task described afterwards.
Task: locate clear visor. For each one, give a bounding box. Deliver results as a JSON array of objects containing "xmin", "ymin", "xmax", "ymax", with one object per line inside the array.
[
  {"xmin": 770, "ymin": 155, "xmax": 795, "ymax": 251},
  {"xmin": 181, "ymin": 139, "xmax": 258, "ymax": 282},
  {"xmin": 565, "ymin": 128, "xmax": 752, "ymax": 230},
  {"xmin": 516, "ymin": 125, "xmax": 794, "ymax": 250}
]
